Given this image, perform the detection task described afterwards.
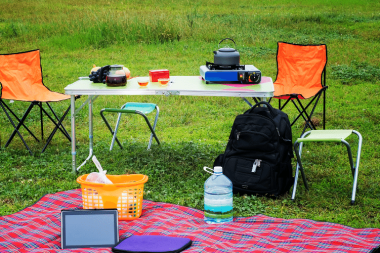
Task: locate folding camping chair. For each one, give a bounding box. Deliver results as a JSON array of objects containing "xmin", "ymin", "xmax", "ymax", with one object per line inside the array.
[
  {"xmin": 270, "ymin": 42, "xmax": 328, "ymax": 135},
  {"xmin": 0, "ymin": 49, "xmax": 77, "ymax": 154},
  {"xmin": 292, "ymin": 130, "xmax": 363, "ymax": 204},
  {"xmin": 100, "ymin": 102, "xmax": 160, "ymax": 150}
]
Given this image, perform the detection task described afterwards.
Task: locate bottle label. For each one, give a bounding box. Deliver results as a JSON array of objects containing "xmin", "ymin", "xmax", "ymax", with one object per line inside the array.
[{"xmin": 204, "ymin": 192, "xmax": 233, "ymax": 220}]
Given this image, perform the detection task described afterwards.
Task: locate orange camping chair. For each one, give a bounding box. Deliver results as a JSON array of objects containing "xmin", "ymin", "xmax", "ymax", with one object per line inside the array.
[
  {"xmin": 270, "ymin": 42, "xmax": 328, "ymax": 135},
  {"xmin": 0, "ymin": 49, "xmax": 78, "ymax": 154}
]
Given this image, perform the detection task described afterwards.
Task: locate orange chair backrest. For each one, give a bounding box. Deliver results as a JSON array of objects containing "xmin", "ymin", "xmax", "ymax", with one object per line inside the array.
[
  {"xmin": 0, "ymin": 50, "xmax": 69, "ymax": 102},
  {"xmin": 274, "ymin": 42, "xmax": 327, "ymax": 99}
]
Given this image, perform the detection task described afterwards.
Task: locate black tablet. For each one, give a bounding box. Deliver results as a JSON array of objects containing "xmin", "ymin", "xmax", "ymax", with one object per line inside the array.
[{"xmin": 61, "ymin": 209, "xmax": 119, "ymax": 249}]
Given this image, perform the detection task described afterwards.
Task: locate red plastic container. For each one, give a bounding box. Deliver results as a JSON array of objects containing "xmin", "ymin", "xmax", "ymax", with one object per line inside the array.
[{"xmin": 149, "ymin": 69, "xmax": 170, "ymax": 82}]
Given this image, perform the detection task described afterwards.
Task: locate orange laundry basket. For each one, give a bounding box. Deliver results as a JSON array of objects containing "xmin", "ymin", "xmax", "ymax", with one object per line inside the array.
[{"xmin": 77, "ymin": 174, "xmax": 148, "ymax": 220}]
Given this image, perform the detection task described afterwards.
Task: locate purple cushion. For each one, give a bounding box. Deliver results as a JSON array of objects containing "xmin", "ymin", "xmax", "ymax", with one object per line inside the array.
[{"xmin": 112, "ymin": 235, "xmax": 192, "ymax": 253}]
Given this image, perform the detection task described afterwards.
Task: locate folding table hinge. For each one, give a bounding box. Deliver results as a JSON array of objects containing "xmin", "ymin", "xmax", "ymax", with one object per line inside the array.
[{"xmin": 155, "ymin": 90, "xmax": 180, "ymax": 96}]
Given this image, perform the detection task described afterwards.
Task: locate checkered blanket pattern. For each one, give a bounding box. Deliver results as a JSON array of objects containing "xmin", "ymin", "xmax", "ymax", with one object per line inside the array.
[{"xmin": 1, "ymin": 189, "xmax": 379, "ymax": 252}]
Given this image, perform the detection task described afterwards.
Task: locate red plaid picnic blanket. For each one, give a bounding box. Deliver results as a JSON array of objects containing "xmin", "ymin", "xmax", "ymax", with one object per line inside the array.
[{"xmin": 1, "ymin": 189, "xmax": 379, "ymax": 253}]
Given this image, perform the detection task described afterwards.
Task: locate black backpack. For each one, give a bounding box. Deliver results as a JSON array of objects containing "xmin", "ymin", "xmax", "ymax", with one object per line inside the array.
[{"xmin": 214, "ymin": 101, "xmax": 294, "ymax": 197}]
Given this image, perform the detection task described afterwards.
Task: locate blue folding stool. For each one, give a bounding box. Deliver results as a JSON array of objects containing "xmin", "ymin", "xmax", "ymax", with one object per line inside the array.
[{"xmin": 100, "ymin": 102, "xmax": 160, "ymax": 150}]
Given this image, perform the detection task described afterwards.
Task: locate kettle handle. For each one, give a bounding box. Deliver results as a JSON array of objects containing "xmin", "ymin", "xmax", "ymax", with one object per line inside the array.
[{"xmin": 218, "ymin": 38, "xmax": 236, "ymax": 49}]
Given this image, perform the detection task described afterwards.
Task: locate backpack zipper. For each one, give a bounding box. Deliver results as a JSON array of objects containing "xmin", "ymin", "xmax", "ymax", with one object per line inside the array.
[{"xmin": 252, "ymin": 159, "xmax": 262, "ymax": 173}]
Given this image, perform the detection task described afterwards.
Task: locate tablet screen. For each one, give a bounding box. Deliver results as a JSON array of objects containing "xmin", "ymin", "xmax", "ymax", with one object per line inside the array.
[{"xmin": 61, "ymin": 209, "xmax": 119, "ymax": 249}]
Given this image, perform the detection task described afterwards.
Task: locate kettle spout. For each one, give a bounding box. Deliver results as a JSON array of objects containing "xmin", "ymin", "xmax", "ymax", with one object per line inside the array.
[{"xmin": 213, "ymin": 51, "xmax": 217, "ymax": 55}]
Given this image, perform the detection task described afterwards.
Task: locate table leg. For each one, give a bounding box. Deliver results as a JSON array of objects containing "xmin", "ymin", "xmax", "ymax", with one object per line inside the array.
[
  {"xmin": 71, "ymin": 95, "xmax": 76, "ymax": 173},
  {"xmin": 76, "ymin": 95, "xmax": 95, "ymax": 171},
  {"xmin": 89, "ymin": 95, "xmax": 94, "ymax": 156}
]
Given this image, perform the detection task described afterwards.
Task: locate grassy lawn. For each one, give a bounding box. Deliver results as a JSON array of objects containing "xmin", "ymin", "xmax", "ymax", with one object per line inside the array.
[{"xmin": 1, "ymin": 0, "xmax": 380, "ymax": 229}]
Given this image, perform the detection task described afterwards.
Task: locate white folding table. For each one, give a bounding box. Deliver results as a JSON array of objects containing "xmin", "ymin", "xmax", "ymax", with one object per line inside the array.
[{"xmin": 65, "ymin": 76, "xmax": 274, "ymax": 173}]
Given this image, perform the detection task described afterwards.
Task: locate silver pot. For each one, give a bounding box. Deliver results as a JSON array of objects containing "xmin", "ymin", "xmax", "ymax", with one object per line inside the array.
[{"xmin": 213, "ymin": 38, "xmax": 240, "ymax": 66}]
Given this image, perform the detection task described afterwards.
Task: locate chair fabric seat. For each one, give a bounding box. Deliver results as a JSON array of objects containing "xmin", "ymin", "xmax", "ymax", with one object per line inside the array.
[
  {"xmin": 273, "ymin": 86, "xmax": 324, "ymax": 100},
  {"xmin": 2, "ymin": 86, "xmax": 70, "ymax": 102},
  {"xmin": 122, "ymin": 102, "xmax": 157, "ymax": 114},
  {"xmin": 297, "ymin": 130, "xmax": 353, "ymax": 143}
]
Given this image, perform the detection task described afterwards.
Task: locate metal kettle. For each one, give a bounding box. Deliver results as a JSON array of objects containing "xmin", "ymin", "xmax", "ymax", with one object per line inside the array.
[{"xmin": 213, "ymin": 38, "xmax": 240, "ymax": 66}]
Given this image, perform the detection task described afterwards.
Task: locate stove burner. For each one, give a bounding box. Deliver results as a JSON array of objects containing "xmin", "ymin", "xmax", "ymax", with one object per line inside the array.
[{"xmin": 206, "ymin": 61, "xmax": 245, "ymax": 71}]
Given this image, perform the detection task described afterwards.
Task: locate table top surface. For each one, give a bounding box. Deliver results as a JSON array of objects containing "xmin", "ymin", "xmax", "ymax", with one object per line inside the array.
[{"xmin": 65, "ymin": 76, "xmax": 274, "ymax": 97}]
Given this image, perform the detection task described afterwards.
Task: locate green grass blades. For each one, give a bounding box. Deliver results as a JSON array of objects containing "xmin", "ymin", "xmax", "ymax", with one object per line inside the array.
[{"xmin": 1, "ymin": 0, "xmax": 380, "ymax": 229}]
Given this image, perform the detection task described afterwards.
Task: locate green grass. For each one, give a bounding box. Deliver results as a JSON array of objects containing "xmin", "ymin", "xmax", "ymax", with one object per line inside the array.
[{"xmin": 1, "ymin": 0, "xmax": 380, "ymax": 229}]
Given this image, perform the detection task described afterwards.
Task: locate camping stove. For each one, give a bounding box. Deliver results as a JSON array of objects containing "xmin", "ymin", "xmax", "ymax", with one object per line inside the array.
[{"xmin": 200, "ymin": 62, "xmax": 262, "ymax": 84}]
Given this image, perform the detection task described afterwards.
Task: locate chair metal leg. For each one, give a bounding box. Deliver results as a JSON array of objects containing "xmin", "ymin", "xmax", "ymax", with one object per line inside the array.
[
  {"xmin": 41, "ymin": 103, "xmax": 72, "ymax": 153},
  {"xmin": 342, "ymin": 141, "xmax": 355, "ymax": 178},
  {"xmin": 323, "ymin": 89, "xmax": 326, "ymax": 130},
  {"xmin": 134, "ymin": 110, "xmax": 160, "ymax": 150},
  {"xmin": 291, "ymin": 153, "xmax": 301, "ymax": 201},
  {"xmin": 0, "ymin": 100, "xmax": 38, "ymax": 140},
  {"xmin": 1, "ymin": 99, "xmax": 76, "ymax": 154},
  {"xmin": 45, "ymin": 102, "xmax": 71, "ymax": 140},
  {"xmin": 299, "ymin": 94, "xmax": 323, "ymax": 135},
  {"xmin": 280, "ymin": 87, "xmax": 327, "ymax": 137},
  {"xmin": 100, "ymin": 109, "xmax": 123, "ymax": 149},
  {"xmin": 110, "ymin": 112, "xmax": 123, "ymax": 151},
  {"xmin": 5, "ymin": 102, "xmax": 39, "ymax": 148},
  {"xmin": 279, "ymin": 98, "xmax": 291, "ymax": 111},
  {"xmin": 40, "ymin": 102, "xmax": 44, "ymax": 140},
  {"xmin": 0, "ymin": 101, "xmax": 34, "ymax": 155},
  {"xmin": 147, "ymin": 106, "xmax": 160, "ymax": 150},
  {"xmin": 290, "ymin": 93, "xmax": 321, "ymax": 133},
  {"xmin": 252, "ymin": 97, "xmax": 260, "ymax": 105},
  {"xmin": 292, "ymin": 99, "xmax": 315, "ymax": 131},
  {"xmin": 292, "ymin": 141, "xmax": 309, "ymax": 201},
  {"xmin": 39, "ymin": 105, "xmax": 71, "ymax": 140},
  {"xmin": 292, "ymin": 131, "xmax": 311, "ymax": 201},
  {"xmin": 342, "ymin": 130, "xmax": 362, "ymax": 205},
  {"xmin": 242, "ymin": 98, "xmax": 253, "ymax": 107}
]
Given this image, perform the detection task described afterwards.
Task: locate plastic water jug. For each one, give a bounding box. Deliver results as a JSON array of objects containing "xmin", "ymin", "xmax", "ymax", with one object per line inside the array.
[{"xmin": 204, "ymin": 166, "xmax": 233, "ymax": 224}]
